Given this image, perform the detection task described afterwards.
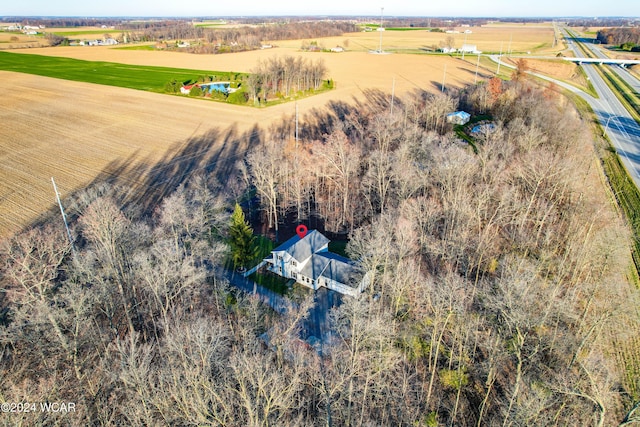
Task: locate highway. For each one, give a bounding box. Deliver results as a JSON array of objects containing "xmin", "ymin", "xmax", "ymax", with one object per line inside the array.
[
  {"xmin": 563, "ymin": 31, "xmax": 640, "ymax": 189},
  {"xmin": 614, "ymin": 66, "xmax": 640, "ymax": 95},
  {"xmin": 491, "ymin": 32, "xmax": 640, "ymax": 188},
  {"xmin": 587, "ymin": 41, "xmax": 640, "ymax": 93}
]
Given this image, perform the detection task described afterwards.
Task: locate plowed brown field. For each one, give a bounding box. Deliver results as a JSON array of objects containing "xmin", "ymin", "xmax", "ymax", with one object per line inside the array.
[{"xmin": 1, "ymin": 23, "xmax": 557, "ymax": 237}]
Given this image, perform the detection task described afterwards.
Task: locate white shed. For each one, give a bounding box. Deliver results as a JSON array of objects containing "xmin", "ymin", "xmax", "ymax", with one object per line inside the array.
[{"xmin": 446, "ymin": 111, "xmax": 471, "ymax": 125}]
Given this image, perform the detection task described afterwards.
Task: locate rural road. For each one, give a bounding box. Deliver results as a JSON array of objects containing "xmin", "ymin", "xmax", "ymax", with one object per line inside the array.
[{"xmin": 494, "ymin": 32, "xmax": 640, "ymax": 189}]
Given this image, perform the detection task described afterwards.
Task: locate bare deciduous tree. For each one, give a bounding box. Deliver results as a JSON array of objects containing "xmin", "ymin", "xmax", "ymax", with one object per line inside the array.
[{"xmin": 247, "ymin": 140, "xmax": 285, "ymax": 236}]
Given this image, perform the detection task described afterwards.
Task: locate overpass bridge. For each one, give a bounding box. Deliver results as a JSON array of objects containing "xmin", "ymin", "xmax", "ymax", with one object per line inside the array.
[{"xmin": 563, "ymin": 57, "xmax": 640, "ymax": 67}]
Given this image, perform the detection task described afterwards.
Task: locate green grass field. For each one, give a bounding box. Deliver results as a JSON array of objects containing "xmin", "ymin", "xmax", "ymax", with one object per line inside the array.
[
  {"xmin": 51, "ymin": 30, "xmax": 120, "ymax": 36},
  {"xmin": 114, "ymin": 44, "xmax": 157, "ymax": 51},
  {"xmin": 386, "ymin": 27, "xmax": 430, "ymax": 31},
  {"xmin": 0, "ymin": 51, "xmax": 245, "ymax": 93}
]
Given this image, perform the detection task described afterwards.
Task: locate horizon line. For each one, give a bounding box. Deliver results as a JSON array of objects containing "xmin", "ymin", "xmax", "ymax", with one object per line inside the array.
[{"xmin": 1, "ymin": 14, "xmax": 639, "ymax": 19}]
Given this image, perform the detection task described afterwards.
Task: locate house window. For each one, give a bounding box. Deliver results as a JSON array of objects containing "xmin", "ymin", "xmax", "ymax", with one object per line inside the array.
[
  {"xmin": 291, "ymin": 260, "xmax": 297, "ymax": 267},
  {"xmin": 278, "ymin": 255, "xmax": 282, "ymax": 261}
]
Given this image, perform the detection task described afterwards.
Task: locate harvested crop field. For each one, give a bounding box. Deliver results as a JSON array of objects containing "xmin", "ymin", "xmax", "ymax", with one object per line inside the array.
[
  {"xmin": 0, "ymin": 71, "xmax": 289, "ymax": 237},
  {"xmin": 47, "ymin": 26, "xmax": 120, "ymax": 39},
  {"xmin": 4, "ymin": 48, "xmax": 486, "ymax": 236},
  {"xmin": 13, "ymin": 44, "xmax": 488, "ymax": 98},
  {"xmin": 272, "ymin": 23, "xmax": 562, "ymax": 55},
  {"xmin": 519, "ymin": 58, "xmax": 577, "ymax": 79},
  {"xmin": 1, "ymin": 23, "xmax": 558, "ymax": 237},
  {"xmin": 0, "ymin": 32, "xmax": 47, "ymax": 49}
]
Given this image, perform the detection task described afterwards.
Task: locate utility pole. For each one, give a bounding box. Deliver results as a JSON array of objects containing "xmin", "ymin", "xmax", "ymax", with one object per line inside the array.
[
  {"xmin": 295, "ymin": 101, "xmax": 299, "ymax": 148},
  {"xmin": 462, "ymin": 31, "xmax": 468, "ymax": 60},
  {"xmin": 441, "ymin": 64, "xmax": 447, "ymax": 92},
  {"xmin": 603, "ymin": 116, "xmax": 613, "ymax": 136},
  {"xmin": 390, "ymin": 77, "xmax": 395, "ymax": 115},
  {"xmin": 496, "ymin": 41, "xmax": 503, "ymax": 75},
  {"xmin": 51, "ymin": 177, "xmax": 76, "ymax": 258}
]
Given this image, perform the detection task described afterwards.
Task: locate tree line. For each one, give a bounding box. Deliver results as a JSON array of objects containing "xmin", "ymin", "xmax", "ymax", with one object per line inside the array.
[
  {"xmin": 1, "ymin": 77, "xmax": 639, "ymax": 425},
  {"xmin": 597, "ymin": 27, "xmax": 640, "ymax": 46},
  {"xmin": 245, "ymin": 56, "xmax": 329, "ymax": 104},
  {"xmin": 120, "ymin": 20, "xmax": 357, "ymax": 52},
  {"xmin": 0, "ymin": 17, "xmax": 123, "ymax": 27}
]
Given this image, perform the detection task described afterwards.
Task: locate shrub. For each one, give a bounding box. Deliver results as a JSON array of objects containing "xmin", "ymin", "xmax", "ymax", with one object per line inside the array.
[
  {"xmin": 439, "ymin": 368, "xmax": 469, "ymax": 391},
  {"xmin": 227, "ymin": 89, "xmax": 248, "ymax": 105},
  {"xmin": 189, "ymin": 86, "xmax": 203, "ymax": 97},
  {"xmin": 164, "ymin": 79, "xmax": 180, "ymax": 93}
]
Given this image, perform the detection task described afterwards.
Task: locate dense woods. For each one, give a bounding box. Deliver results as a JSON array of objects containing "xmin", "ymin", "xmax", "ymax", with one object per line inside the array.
[
  {"xmin": 597, "ymin": 27, "xmax": 640, "ymax": 47},
  {"xmin": 1, "ymin": 78, "xmax": 639, "ymax": 426}
]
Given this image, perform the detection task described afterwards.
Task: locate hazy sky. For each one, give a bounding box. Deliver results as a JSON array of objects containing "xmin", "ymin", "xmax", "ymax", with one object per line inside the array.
[{"xmin": 2, "ymin": 0, "xmax": 638, "ymax": 17}]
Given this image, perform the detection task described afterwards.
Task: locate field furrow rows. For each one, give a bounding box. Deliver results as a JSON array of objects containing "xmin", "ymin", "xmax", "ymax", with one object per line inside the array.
[{"xmin": 1, "ymin": 25, "xmax": 561, "ymax": 237}]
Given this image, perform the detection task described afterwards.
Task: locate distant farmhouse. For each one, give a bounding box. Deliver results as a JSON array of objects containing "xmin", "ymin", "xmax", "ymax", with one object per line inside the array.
[
  {"xmin": 460, "ymin": 44, "xmax": 481, "ymax": 54},
  {"xmin": 439, "ymin": 44, "xmax": 481, "ymax": 54},
  {"xmin": 80, "ymin": 38, "xmax": 118, "ymax": 46},
  {"xmin": 265, "ymin": 230, "xmax": 370, "ymax": 297},
  {"xmin": 23, "ymin": 25, "xmax": 40, "ymax": 33}
]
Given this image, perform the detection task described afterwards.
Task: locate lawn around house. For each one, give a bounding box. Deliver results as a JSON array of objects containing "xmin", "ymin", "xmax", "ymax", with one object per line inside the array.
[
  {"xmin": 248, "ymin": 270, "xmax": 291, "ymax": 295},
  {"xmin": 224, "ymin": 231, "xmax": 291, "ymax": 294},
  {"xmin": 251, "ymin": 234, "xmax": 275, "ymax": 267}
]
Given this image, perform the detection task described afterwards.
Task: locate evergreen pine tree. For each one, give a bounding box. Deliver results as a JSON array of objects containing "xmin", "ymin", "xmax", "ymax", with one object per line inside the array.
[{"xmin": 229, "ymin": 203, "xmax": 258, "ymax": 269}]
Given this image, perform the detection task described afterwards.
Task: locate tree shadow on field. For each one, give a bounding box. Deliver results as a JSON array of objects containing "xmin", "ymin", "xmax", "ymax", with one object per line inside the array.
[
  {"xmin": 457, "ymin": 66, "xmax": 491, "ymax": 83},
  {"xmin": 358, "ymin": 88, "xmax": 392, "ymax": 112},
  {"xmin": 24, "ymin": 87, "xmax": 409, "ymax": 233},
  {"xmin": 301, "ymin": 106, "xmax": 338, "ymax": 141},
  {"xmin": 294, "ymin": 89, "xmax": 393, "ymax": 141},
  {"xmin": 25, "ymin": 122, "xmax": 265, "ymax": 229},
  {"xmin": 124, "ymin": 123, "xmax": 264, "ymax": 217},
  {"xmin": 429, "ymin": 80, "xmax": 446, "ymax": 93}
]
